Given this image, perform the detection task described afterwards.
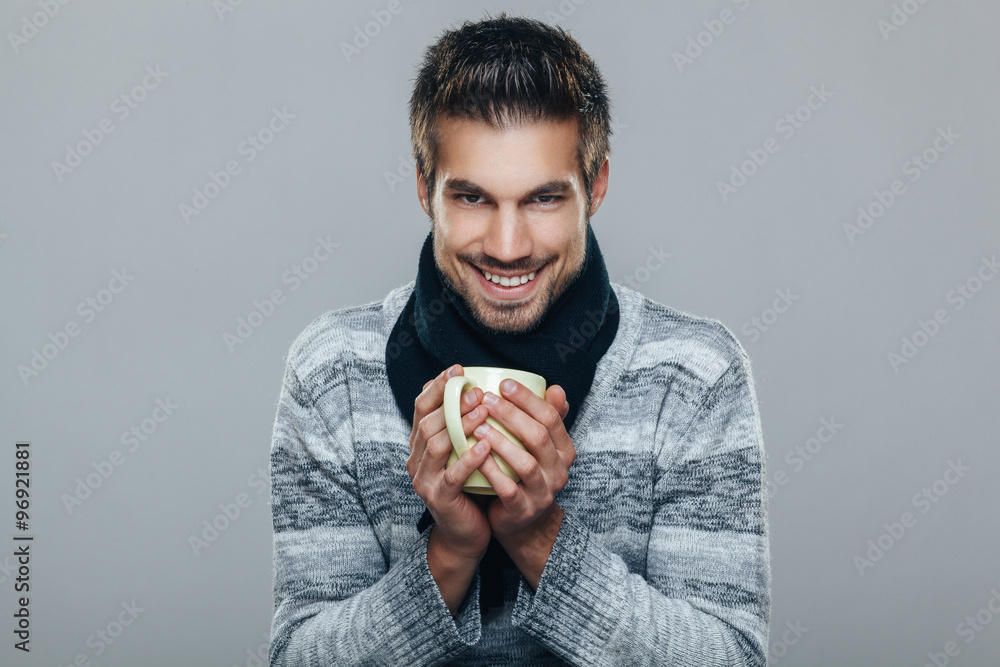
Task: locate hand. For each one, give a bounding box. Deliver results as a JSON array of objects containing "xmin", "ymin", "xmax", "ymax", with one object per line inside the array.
[
  {"xmin": 473, "ymin": 380, "xmax": 574, "ymax": 544},
  {"xmin": 407, "ymin": 364, "xmax": 495, "ymax": 562}
]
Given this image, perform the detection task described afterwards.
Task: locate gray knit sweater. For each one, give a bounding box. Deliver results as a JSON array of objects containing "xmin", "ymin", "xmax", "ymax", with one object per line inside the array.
[{"xmin": 269, "ymin": 279, "xmax": 771, "ymax": 666}]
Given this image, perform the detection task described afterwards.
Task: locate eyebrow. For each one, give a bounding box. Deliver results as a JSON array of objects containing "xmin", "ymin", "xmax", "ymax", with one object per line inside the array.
[{"xmin": 443, "ymin": 177, "xmax": 573, "ymax": 200}]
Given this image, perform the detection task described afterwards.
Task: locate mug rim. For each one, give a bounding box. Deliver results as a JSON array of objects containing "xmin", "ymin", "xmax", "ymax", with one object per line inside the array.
[{"xmin": 457, "ymin": 366, "xmax": 546, "ymax": 383}]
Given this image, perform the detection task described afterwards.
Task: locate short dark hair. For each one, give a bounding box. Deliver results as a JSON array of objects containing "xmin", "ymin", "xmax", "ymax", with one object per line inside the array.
[{"xmin": 409, "ymin": 12, "xmax": 612, "ymax": 213}]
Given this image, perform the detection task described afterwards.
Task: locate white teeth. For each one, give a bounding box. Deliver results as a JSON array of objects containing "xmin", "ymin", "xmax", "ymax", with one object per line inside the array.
[{"xmin": 481, "ymin": 267, "xmax": 537, "ymax": 286}]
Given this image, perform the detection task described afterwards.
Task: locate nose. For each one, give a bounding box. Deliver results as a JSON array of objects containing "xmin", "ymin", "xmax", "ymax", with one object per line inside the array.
[{"xmin": 481, "ymin": 206, "xmax": 532, "ymax": 267}]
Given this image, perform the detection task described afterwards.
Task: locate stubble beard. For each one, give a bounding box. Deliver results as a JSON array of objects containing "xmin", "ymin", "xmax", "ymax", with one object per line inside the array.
[{"xmin": 432, "ymin": 220, "xmax": 587, "ymax": 336}]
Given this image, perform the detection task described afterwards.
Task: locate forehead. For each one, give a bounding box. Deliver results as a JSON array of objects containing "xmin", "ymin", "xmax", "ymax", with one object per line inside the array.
[{"xmin": 434, "ymin": 116, "xmax": 581, "ymax": 187}]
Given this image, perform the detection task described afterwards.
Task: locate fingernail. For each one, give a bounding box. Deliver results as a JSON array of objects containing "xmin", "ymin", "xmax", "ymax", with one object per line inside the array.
[
  {"xmin": 463, "ymin": 389, "xmax": 476, "ymax": 404},
  {"xmin": 474, "ymin": 423, "xmax": 489, "ymax": 437},
  {"xmin": 501, "ymin": 379, "xmax": 516, "ymax": 393},
  {"xmin": 482, "ymin": 392, "xmax": 498, "ymax": 406},
  {"xmin": 447, "ymin": 364, "xmax": 461, "ymax": 377},
  {"xmin": 474, "ymin": 440, "xmax": 486, "ymax": 454},
  {"xmin": 468, "ymin": 407, "xmax": 479, "ymax": 419}
]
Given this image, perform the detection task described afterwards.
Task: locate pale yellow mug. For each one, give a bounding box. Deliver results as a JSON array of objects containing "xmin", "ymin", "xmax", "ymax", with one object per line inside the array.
[{"xmin": 443, "ymin": 366, "xmax": 547, "ymax": 495}]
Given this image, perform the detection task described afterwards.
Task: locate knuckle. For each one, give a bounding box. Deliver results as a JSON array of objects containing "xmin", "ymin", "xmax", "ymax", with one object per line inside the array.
[
  {"xmin": 461, "ymin": 411, "xmax": 479, "ymax": 431},
  {"xmin": 442, "ymin": 466, "xmax": 462, "ymax": 488},
  {"xmin": 530, "ymin": 424, "xmax": 548, "ymax": 445},
  {"xmin": 427, "ymin": 436, "xmax": 452, "ymax": 458},
  {"xmin": 541, "ymin": 405, "xmax": 561, "ymax": 430},
  {"xmin": 417, "ymin": 418, "xmax": 435, "ymax": 441}
]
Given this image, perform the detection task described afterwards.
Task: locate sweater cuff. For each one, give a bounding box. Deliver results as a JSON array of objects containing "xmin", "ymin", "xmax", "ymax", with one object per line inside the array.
[
  {"xmin": 377, "ymin": 524, "xmax": 482, "ymax": 659},
  {"xmin": 510, "ymin": 510, "xmax": 623, "ymax": 661}
]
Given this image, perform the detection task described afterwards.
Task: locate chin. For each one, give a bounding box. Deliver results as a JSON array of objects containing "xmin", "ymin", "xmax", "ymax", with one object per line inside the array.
[{"xmin": 467, "ymin": 292, "xmax": 548, "ymax": 334}]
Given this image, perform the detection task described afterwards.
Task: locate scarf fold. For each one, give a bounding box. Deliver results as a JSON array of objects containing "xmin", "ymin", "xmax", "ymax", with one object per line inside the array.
[{"xmin": 386, "ymin": 223, "xmax": 619, "ymax": 615}]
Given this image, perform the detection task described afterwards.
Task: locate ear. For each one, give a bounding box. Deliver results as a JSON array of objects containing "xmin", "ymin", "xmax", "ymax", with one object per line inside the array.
[
  {"xmin": 415, "ymin": 165, "xmax": 432, "ymax": 217},
  {"xmin": 589, "ymin": 157, "xmax": 610, "ymax": 216}
]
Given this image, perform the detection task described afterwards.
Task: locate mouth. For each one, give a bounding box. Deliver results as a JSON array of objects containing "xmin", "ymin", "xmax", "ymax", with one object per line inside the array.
[{"xmin": 470, "ymin": 261, "xmax": 545, "ymax": 300}]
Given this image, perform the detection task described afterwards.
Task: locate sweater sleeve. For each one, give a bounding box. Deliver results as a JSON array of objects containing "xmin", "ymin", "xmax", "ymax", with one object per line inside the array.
[
  {"xmin": 509, "ymin": 349, "xmax": 771, "ymax": 666},
  {"xmin": 269, "ymin": 354, "xmax": 483, "ymax": 666}
]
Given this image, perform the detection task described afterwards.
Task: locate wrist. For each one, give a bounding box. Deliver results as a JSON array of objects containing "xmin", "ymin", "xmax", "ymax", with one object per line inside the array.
[
  {"xmin": 428, "ymin": 524, "xmax": 488, "ymax": 566},
  {"xmin": 495, "ymin": 503, "xmax": 563, "ymax": 553},
  {"xmin": 494, "ymin": 504, "xmax": 564, "ymax": 592}
]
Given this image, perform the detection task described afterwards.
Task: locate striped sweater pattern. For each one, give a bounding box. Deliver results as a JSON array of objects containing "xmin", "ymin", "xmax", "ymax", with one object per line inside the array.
[{"xmin": 269, "ymin": 279, "xmax": 771, "ymax": 666}]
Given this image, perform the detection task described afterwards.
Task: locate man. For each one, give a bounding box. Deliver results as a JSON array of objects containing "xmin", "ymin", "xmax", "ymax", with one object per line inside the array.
[{"xmin": 270, "ymin": 13, "xmax": 770, "ymax": 666}]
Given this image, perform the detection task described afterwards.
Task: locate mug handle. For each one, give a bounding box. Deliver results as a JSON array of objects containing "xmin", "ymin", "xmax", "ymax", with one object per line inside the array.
[{"xmin": 443, "ymin": 375, "xmax": 478, "ymax": 459}]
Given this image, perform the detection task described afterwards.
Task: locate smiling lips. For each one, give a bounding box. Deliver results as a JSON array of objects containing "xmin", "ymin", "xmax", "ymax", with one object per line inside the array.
[
  {"xmin": 479, "ymin": 267, "xmax": 537, "ymax": 286},
  {"xmin": 472, "ymin": 262, "xmax": 544, "ymax": 299}
]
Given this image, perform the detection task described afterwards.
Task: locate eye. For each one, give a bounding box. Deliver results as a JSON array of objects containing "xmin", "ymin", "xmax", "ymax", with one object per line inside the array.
[
  {"xmin": 455, "ymin": 194, "xmax": 483, "ymax": 205},
  {"xmin": 534, "ymin": 195, "xmax": 562, "ymax": 206}
]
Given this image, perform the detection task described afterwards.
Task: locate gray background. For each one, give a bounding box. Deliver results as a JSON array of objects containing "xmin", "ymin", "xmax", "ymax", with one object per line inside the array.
[{"xmin": 2, "ymin": 1, "xmax": 998, "ymax": 665}]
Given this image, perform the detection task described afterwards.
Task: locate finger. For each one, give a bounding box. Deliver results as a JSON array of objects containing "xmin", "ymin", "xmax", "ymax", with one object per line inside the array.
[
  {"xmin": 410, "ymin": 364, "xmax": 464, "ymax": 453},
  {"xmin": 414, "ymin": 364, "xmax": 462, "ymax": 424},
  {"xmin": 409, "ymin": 388, "xmax": 484, "ymax": 482},
  {"xmin": 412, "ymin": 385, "xmax": 483, "ymax": 454},
  {"xmin": 442, "ymin": 438, "xmax": 493, "ymax": 490},
  {"xmin": 484, "ymin": 385, "xmax": 563, "ymax": 467},
  {"xmin": 416, "ymin": 394, "xmax": 490, "ymax": 476},
  {"xmin": 474, "ymin": 421, "xmax": 544, "ymax": 489},
  {"xmin": 476, "ymin": 448, "xmax": 521, "ymax": 502},
  {"xmin": 546, "ymin": 385, "xmax": 570, "ymax": 419}
]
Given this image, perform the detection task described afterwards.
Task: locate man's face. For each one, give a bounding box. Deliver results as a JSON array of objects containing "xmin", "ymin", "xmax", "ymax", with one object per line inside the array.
[{"xmin": 416, "ymin": 116, "xmax": 609, "ymax": 334}]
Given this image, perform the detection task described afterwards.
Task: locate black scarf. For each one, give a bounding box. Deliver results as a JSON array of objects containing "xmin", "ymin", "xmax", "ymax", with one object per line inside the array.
[{"xmin": 386, "ymin": 223, "xmax": 619, "ymax": 615}]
